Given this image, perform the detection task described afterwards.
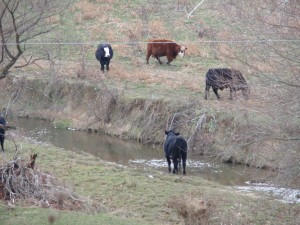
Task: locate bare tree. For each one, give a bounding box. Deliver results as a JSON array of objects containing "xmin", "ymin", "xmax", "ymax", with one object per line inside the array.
[
  {"xmin": 0, "ymin": 0, "xmax": 68, "ymax": 79},
  {"xmin": 209, "ymin": 0, "xmax": 300, "ymax": 187}
]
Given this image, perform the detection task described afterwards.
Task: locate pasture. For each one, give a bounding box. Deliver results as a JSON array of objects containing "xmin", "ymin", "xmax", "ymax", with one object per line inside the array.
[
  {"xmin": 0, "ymin": 0, "xmax": 299, "ymax": 224},
  {"xmin": 0, "ymin": 141, "xmax": 299, "ymax": 225}
]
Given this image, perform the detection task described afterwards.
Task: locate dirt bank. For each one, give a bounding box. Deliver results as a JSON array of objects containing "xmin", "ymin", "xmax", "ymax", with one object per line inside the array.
[{"xmin": 0, "ymin": 71, "xmax": 298, "ymax": 182}]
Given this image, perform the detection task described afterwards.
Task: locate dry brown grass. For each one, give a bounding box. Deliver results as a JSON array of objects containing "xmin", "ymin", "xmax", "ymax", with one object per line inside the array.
[
  {"xmin": 187, "ymin": 44, "xmax": 210, "ymax": 58},
  {"xmin": 167, "ymin": 195, "xmax": 212, "ymax": 225},
  {"xmin": 15, "ymin": 53, "xmax": 199, "ymax": 88},
  {"xmin": 149, "ymin": 21, "xmax": 170, "ymax": 38},
  {"xmin": 45, "ymin": 15, "xmax": 61, "ymax": 25},
  {"xmin": 74, "ymin": 0, "xmax": 106, "ymax": 21}
]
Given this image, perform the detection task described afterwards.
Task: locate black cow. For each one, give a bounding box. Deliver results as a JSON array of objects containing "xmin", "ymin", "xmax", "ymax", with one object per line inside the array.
[
  {"xmin": 164, "ymin": 130, "xmax": 188, "ymax": 175},
  {"xmin": 0, "ymin": 116, "xmax": 6, "ymax": 152},
  {"xmin": 204, "ymin": 68, "xmax": 250, "ymax": 100},
  {"xmin": 95, "ymin": 43, "xmax": 114, "ymax": 72}
]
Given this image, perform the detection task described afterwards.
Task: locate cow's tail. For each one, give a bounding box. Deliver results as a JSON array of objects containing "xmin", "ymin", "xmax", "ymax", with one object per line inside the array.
[{"xmin": 175, "ymin": 138, "xmax": 187, "ymax": 158}]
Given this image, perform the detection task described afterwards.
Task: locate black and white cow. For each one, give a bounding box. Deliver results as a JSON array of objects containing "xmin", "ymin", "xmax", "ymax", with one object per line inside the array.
[
  {"xmin": 204, "ymin": 68, "xmax": 250, "ymax": 100},
  {"xmin": 0, "ymin": 116, "xmax": 6, "ymax": 152},
  {"xmin": 95, "ymin": 43, "xmax": 114, "ymax": 72},
  {"xmin": 164, "ymin": 130, "xmax": 188, "ymax": 175}
]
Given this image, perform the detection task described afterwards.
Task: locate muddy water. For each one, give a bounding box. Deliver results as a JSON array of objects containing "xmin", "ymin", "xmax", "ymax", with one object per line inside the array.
[
  {"xmin": 8, "ymin": 118, "xmax": 300, "ymax": 202},
  {"xmin": 9, "ymin": 118, "xmax": 262, "ymax": 185}
]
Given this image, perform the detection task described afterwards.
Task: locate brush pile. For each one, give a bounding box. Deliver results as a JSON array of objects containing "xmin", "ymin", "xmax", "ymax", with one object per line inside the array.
[{"xmin": 0, "ymin": 153, "xmax": 84, "ymax": 210}]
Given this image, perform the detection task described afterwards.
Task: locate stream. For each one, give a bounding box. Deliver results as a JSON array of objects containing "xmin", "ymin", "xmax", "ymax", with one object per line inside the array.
[{"xmin": 6, "ymin": 117, "xmax": 300, "ymax": 203}]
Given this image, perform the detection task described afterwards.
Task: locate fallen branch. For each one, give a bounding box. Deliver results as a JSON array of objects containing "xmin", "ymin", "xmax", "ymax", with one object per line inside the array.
[{"xmin": 0, "ymin": 154, "xmax": 85, "ymax": 210}]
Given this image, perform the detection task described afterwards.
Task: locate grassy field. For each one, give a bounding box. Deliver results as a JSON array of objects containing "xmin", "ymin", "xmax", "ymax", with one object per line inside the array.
[
  {"xmin": 0, "ymin": 0, "xmax": 299, "ymax": 224},
  {"xmin": 0, "ymin": 140, "xmax": 299, "ymax": 225}
]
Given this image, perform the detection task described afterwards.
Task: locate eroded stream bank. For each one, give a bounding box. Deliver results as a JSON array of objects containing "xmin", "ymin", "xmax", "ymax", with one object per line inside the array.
[
  {"xmin": 6, "ymin": 117, "xmax": 300, "ymax": 203},
  {"xmin": 1, "ymin": 74, "xmax": 299, "ymax": 192},
  {"xmin": 0, "ymin": 75, "xmax": 281, "ymax": 169},
  {"xmin": 10, "ymin": 117, "xmax": 257, "ymax": 186}
]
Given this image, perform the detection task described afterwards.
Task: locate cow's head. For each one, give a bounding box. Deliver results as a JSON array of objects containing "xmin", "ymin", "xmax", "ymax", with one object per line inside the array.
[
  {"xmin": 241, "ymin": 86, "xmax": 250, "ymax": 99},
  {"xmin": 165, "ymin": 130, "xmax": 180, "ymax": 136},
  {"xmin": 103, "ymin": 47, "xmax": 110, "ymax": 57},
  {"xmin": 178, "ymin": 45, "xmax": 187, "ymax": 57}
]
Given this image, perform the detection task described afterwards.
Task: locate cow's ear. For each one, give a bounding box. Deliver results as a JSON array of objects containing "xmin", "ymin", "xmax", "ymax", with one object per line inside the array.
[
  {"xmin": 175, "ymin": 132, "xmax": 180, "ymax": 136},
  {"xmin": 185, "ymin": 47, "xmax": 188, "ymax": 50},
  {"xmin": 165, "ymin": 130, "xmax": 169, "ymax": 135}
]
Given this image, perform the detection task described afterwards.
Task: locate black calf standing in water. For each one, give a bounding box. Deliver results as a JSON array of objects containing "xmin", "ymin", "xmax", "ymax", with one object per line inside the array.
[
  {"xmin": 95, "ymin": 43, "xmax": 114, "ymax": 72},
  {"xmin": 0, "ymin": 116, "xmax": 6, "ymax": 152},
  {"xmin": 164, "ymin": 130, "xmax": 188, "ymax": 175}
]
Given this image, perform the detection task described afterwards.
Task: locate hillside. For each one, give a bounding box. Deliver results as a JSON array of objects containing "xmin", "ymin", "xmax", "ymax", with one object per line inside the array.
[
  {"xmin": 1, "ymin": 0, "xmax": 300, "ymax": 187},
  {"xmin": 0, "ymin": 0, "xmax": 299, "ymax": 224}
]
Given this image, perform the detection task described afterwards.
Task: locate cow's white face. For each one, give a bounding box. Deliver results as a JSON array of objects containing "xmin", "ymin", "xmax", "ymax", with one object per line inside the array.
[
  {"xmin": 178, "ymin": 45, "xmax": 186, "ymax": 57},
  {"xmin": 104, "ymin": 47, "xmax": 110, "ymax": 57}
]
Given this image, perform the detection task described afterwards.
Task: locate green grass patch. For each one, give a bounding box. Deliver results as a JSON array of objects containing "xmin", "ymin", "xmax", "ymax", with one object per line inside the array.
[
  {"xmin": 1, "ymin": 140, "xmax": 299, "ymax": 225},
  {"xmin": 0, "ymin": 205, "xmax": 148, "ymax": 225},
  {"xmin": 53, "ymin": 119, "xmax": 73, "ymax": 129}
]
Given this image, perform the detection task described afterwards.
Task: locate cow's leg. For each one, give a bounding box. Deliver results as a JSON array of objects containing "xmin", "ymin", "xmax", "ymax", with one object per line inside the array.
[
  {"xmin": 205, "ymin": 85, "xmax": 210, "ymax": 100},
  {"xmin": 146, "ymin": 52, "xmax": 151, "ymax": 64},
  {"xmin": 0, "ymin": 137, "xmax": 4, "ymax": 152},
  {"xmin": 100, "ymin": 63, "xmax": 105, "ymax": 72},
  {"xmin": 106, "ymin": 61, "xmax": 110, "ymax": 71},
  {"xmin": 173, "ymin": 158, "xmax": 178, "ymax": 174},
  {"xmin": 166, "ymin": 156, "xmax": 171, "ymax": 172},
  {"xmin": 182, "ymin": 154, "xmax": 187, "ymax": 175},
  {"xmin": 155, "ymin": 56, "xmax": 162, "ymax": 64},
  {"xmin": 229, "ymin": 88, "xmax": 233, "ymax": 99},
  {"xmin": 233, "ymin": 88, "xmax": 238, "ymax": 99},
  {"xmin": 212, "ymin": 88, "xmax": 220, "ymax": 99},
  {"xmin": 166, "ymin": 57, "xmax": 173, "ymax": 66}
]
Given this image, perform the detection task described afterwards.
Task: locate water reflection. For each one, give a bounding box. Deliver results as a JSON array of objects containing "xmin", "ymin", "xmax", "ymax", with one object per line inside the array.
[
  {"xmin": 7, "ymin": 117, "xmax": 300, "ymax": 203},
  {"xmin": 10, "ymin": 117, "xmax": 163, "ymax": 165},
  {"xmin": 8, "ymin": 118, "xmax": 271, "ymax": 186}
]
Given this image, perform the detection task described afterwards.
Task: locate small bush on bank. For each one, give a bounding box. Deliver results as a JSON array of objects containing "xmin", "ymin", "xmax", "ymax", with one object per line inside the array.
[{"xmin": 167, "ymin": 195, "xmax": 212, "ymax": 225}]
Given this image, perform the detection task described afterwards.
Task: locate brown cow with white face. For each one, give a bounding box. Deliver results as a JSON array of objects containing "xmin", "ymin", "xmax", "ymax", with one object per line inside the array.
[{"xmin": 146, "ymin": 39, "xmax": 187, "ymax": 65}]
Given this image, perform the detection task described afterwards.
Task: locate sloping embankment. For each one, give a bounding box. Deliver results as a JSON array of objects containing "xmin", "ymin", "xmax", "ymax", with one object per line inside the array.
[{"xmin": 0, "ymin": 74, "xmax": 290, "ymax": 171}]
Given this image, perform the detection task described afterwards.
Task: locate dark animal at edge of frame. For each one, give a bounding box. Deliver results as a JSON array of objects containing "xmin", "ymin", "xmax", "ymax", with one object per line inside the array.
[{"xmin": 0, "ymin": 116, "xmax": 6, "ymax": 152}]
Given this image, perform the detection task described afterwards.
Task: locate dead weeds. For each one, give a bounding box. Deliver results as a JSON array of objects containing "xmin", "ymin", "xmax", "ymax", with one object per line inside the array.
[{"xmin": 167, "ymin": 195, "xmax": 212, "ymax": 225}]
